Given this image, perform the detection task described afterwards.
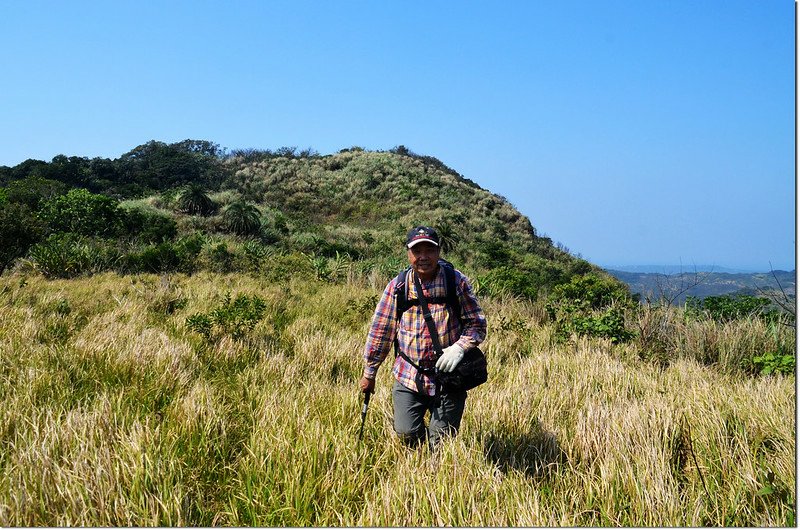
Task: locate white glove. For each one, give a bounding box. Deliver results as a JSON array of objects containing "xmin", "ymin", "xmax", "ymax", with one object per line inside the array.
[{"xmin": 436, "ymin": 344, "xmax": 465, "ymax": 372}]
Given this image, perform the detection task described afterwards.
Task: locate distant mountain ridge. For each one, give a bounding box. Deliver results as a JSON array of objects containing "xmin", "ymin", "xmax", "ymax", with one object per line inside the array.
[
  {"xmin": 606, "ymin": 268, "xmax": 796, "ymax": 305},
  {"xmin": 602, "ymin": 264, "xmax": 788, "ymax": 274}
]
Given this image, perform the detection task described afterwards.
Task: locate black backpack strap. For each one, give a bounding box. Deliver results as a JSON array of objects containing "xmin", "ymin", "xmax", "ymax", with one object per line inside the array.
[
  {"xmin": 441, "ymin": 261, "xmax": 461, "ymax": 323},
  {"xmin": 413, "ymin": 271, "xmax": 445, "ymax": 398},
  {"xmin": 394, "ymin": 268, "xmax": 411, "ymax": 322}
]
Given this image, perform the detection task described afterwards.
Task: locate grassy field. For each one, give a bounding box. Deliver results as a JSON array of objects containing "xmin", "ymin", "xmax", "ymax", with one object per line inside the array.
[{"xmin": 0, "ymin": 271, "xmax": 794, "ymax": 526}]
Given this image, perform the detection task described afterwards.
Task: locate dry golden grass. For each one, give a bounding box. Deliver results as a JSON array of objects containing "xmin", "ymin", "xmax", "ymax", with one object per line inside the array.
[{"xmin": 0, "ymin": 272, "xmax": 794, "ymax": 526}]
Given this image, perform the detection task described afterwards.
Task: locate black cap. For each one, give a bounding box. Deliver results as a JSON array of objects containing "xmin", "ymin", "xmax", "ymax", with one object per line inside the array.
[{"xmin": 406, "ymin": 226, "xmax": 440, "ymax": 248}]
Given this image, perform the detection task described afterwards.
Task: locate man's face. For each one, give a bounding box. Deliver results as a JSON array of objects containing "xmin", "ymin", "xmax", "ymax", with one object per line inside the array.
[{"xmin": 407, "ymin": 242, "xmax": 440, "ymax": 278}]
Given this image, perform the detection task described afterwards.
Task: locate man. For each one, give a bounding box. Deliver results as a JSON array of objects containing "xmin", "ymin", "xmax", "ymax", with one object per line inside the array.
[{"xmin": 359, "ymin": 225, "xmax": 487, "ymax": 449}]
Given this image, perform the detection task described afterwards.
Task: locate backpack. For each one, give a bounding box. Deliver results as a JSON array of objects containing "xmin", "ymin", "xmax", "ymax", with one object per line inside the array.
[
  {"xmin": 392, "ymin": 261, "xmax": 463, "ymax": 393},
  {"xmin": 393, "ymin": 260, "xmax": 461, "ymax": 324}
]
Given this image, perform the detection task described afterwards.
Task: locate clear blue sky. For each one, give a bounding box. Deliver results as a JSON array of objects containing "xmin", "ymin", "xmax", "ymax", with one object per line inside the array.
[{"xmin": 1, "ymin": 0, "xmax": 794, "ymax": 272}]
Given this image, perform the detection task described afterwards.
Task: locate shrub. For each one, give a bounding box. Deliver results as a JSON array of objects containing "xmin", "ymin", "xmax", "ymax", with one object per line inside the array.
[
  {"xmin": 39, "ymin": 188, "xmax": 123, "ymax": 237},
  {"xmin": 4, "ymin": 176, "xmax": 69, "ymax": 210},
  {"xmin": 120, "ymin": 208, "xmax": 178, "ymax": 243},
  {"xmin": 222, "ymin": 201, "xmax": 261, "ymax": 236},
  {"xmin": 123, "ymin": 242, "xmax": 181, "ymax": 273},
  {"xmin": 547, "ymin": 273, "xmax": 634, "ymax": 316},
  {"xmin": 546, "ymin": 273, "xmax": 637, "ymax": 343},
  {"xmin": 477, "ymin": 266, "xmax": 540, "ymax": 300},
  {"xmin": 186, "ymin": 293, "xmax": 268, "ymax": 342},
  {"xmin": 28, "ymin": 233, "xmax": 119, "ymax": 278},
  {"xmin": 556, "ymin": 306, "xmax": 634, "ymax": 344},
  {"xmin": 207, "ymin": 242, "xmax": 235, "ymax": 273},
  {"xmin": 121, "ymin": 233, "xmax": 205, "ymax": 274},
  {"xmin": 177, "ymin": 184, "xmax": 217, "ymax": 216},
  {"xmin": 0, "ymin": 202, "xmax": 46, "ymax": 274},
  {"xmin": 686, "ymin": 294, "xmax": 779, "ymax": 323},
  {"xmin": 751, "ymin": 351, "xmax": 795, "ymax": 376},
  {"xmin": 241, "ymin": 241, "xmax": 275, "ymax": 271}
]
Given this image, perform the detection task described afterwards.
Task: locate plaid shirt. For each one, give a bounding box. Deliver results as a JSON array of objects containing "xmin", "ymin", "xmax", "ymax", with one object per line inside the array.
[{"xmin": 363, "ymin": 261, "xmax": 487, "ymax": 396}]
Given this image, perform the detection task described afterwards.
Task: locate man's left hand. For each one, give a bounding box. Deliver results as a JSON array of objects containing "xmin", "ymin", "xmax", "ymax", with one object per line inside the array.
[{"xmin": 436, "ymin": 344, "xmax": 465, "ymax": 372}]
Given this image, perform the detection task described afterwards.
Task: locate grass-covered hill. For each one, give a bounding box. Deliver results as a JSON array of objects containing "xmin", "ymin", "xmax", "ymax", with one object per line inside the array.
[{"xmin": 0, "ymin": 140, "xmax": 596, "ymax": 297}]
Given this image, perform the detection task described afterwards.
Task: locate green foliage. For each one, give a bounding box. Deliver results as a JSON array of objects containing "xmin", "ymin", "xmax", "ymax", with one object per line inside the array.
[
  {"xmin": 546, "ymin": 273, "xmax": 636, "ymax": 343},
  {"xmin": 751, "ymin": 351, "xmax": 795, "ymax": 376},
  {"xmin": 3, "ymin": 143, "xmax": 592, "ymax": 289},
  {"xmin": 686, "ymin": 294, "xmax": 778, "ymax": 322},
  {"xmin": 222, "ymin": 201, "xmax": 261, "ymax": 236},
  {"xmin": 118, "ymin": 139, "xmax": 226, "ymax": 193},
  {"xmin": 0, "ymin": 202, "xmax": 46, "ymax": 273},
  {"xmin": 39, "ymin": 188, "xmax": 123, "ymax": 237},
  {"xmin": 547, "ymin": 273, "xmax": 634, "ymax": 315},
  {"xmin": 556, "ymin": 307, "xmax": 634, "ymax": 343},
  {"xmin": 303, "ymin": 251, "xmax": 350, "ymax": 282},
  {"xmin": 119, "ymin": 208, "xmax": 178, "ymax": 243},
  {"xmin": 186, "ymin": 293, "xmax": 268, "ymax": 342},
  {"xmin": 121, "ymin": 234, "xmax": 205, "ymax": 274},
  {"xmin": 477, "ymin": 266, "xmax": 540, "ymax": 300},
  {"xmin": 241, "ymin": 240, "xmax": 276, "ymax": 271},
  {"xmin": 27, "ymin": 233, "xmax": 120, "ymax": 278},
  {"xmin": 177, "ymin": 184, "xmax": 217, "ymax": 216},
  {"xmin": 207, "ymin": 242, "xmax": 235, "ymax": 273},
  {"xmin": 740, "ymin": 320, "xmax": 796, "ymax": 376},
  {"xmin": 4, "ymin": 176, "xmax": 70, "ymax": 210},
  {"xmin": 472, "ymin": 240, "xmax": 515, "ymax": 269}
]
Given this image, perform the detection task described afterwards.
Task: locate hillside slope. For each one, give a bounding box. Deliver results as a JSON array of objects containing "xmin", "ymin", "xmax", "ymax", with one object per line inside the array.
[
  {"xmin": 228, "ymin": 149, "xmax": 560, "ymax": 258},
  {"xmin": 1, "ymin": 141, "xmax": 601, "ymax": 296}
]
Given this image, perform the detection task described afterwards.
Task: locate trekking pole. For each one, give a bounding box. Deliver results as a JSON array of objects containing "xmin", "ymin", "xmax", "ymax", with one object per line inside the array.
[{"xmin": 358, "ymin": 390, "xmax": 372, "ymax": 444}]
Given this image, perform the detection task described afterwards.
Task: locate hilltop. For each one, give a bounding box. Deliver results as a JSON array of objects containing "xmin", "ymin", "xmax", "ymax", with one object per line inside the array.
[{"xmin": 0, "ymin": 140, "xmax": 597, "ymax": 297}]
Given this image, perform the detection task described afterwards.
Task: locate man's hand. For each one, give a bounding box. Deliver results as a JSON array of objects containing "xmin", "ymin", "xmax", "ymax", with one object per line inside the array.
[
  {"xmin": 359, "ymin": 376, "xmax": 375, "ymax": 394},
  {"xmin": 436, "ymin": 344, "xmax": 465, "ymax": 372}
]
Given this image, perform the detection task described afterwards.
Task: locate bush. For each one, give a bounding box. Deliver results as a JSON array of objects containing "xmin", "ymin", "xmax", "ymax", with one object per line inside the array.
[
  {"xmin": 207, "ymin": 242, "xmax": 235, "ymax": 273},
  {"xmin": 477, "ymin": 266, "xmax": 540, "ymax": 300},
  {"xmin": 751, "ymin": 351, "xmax": 795, "ymax": 376},
  {"xmin": 556, "ymin": 306, "xmax": 634, "ymax": 343},
  {"xmin": 176, "ymin": 184, "xmax": 217, "ymax": 216},
  {"xmin": 546, "ymin": 273, "xmax": 637, "ymax": 344},
  {"xmin": 547, "ymin": 273, "xmax": 634, "ymax": 316},
  {"xmin": 39, "ymin": 188, "xmax": 123, "ymax": 237},
  {"xmin": 120, "ymin": 208, "xmax": 178, "ymax": 243},
  {"xmin": 686, "ymin": 294, "xmax": 778, "ymax": 323},
  {"xmin": 28, "ymin": 233, "xmax": 119, "ymax": 278},
  {"xmin": 186, "ymin": 293, "xmax": 268, "ymax": 342},
  {"xmin": 0, "ymin": 202, "xmax": 46, "ymax": 273},
  {"xmin": 121, "ymin": 233, "xmax": 205, "ymax": 274},
  {"xmin": 4, "ymin": 176, "xmax": 69, "ymax": 210},
  {"xmin": 222, "ymin": 201, "xmax": 261, "ymax": 236}
]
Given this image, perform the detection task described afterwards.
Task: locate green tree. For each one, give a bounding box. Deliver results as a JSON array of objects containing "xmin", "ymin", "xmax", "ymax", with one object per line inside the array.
[
  {"xmin": 118, "ymin": 139, "xmax": 225, "ymax": 192},
  {"xmin": 5, "ymin": 176, "xmax": 69, "ymax": 210},
  {"xmin": 0, "ymin": 203, "xmax": 46, "ymax": 273},
  {"xmin": 177, "ymin": 184, "xmax": 217, "ymax": 216},
  {"xmin": 223, "ymin": 201, "xmax": 262, "ymax": 236},
  {"xmin": 38, "ymin": 188, "xmax": 123, "ymax": 237}
]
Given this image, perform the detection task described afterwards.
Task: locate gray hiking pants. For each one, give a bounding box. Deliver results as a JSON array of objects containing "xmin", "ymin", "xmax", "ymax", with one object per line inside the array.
[{"xmin": 392, "ymin": 380, "xmax": 467, "ymax": 449}]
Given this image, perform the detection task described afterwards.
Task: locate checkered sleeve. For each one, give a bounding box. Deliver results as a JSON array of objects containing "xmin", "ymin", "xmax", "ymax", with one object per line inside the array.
[{"xmin": 362, "ymin": 279, "xmax": 398, "ymax": 380}]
